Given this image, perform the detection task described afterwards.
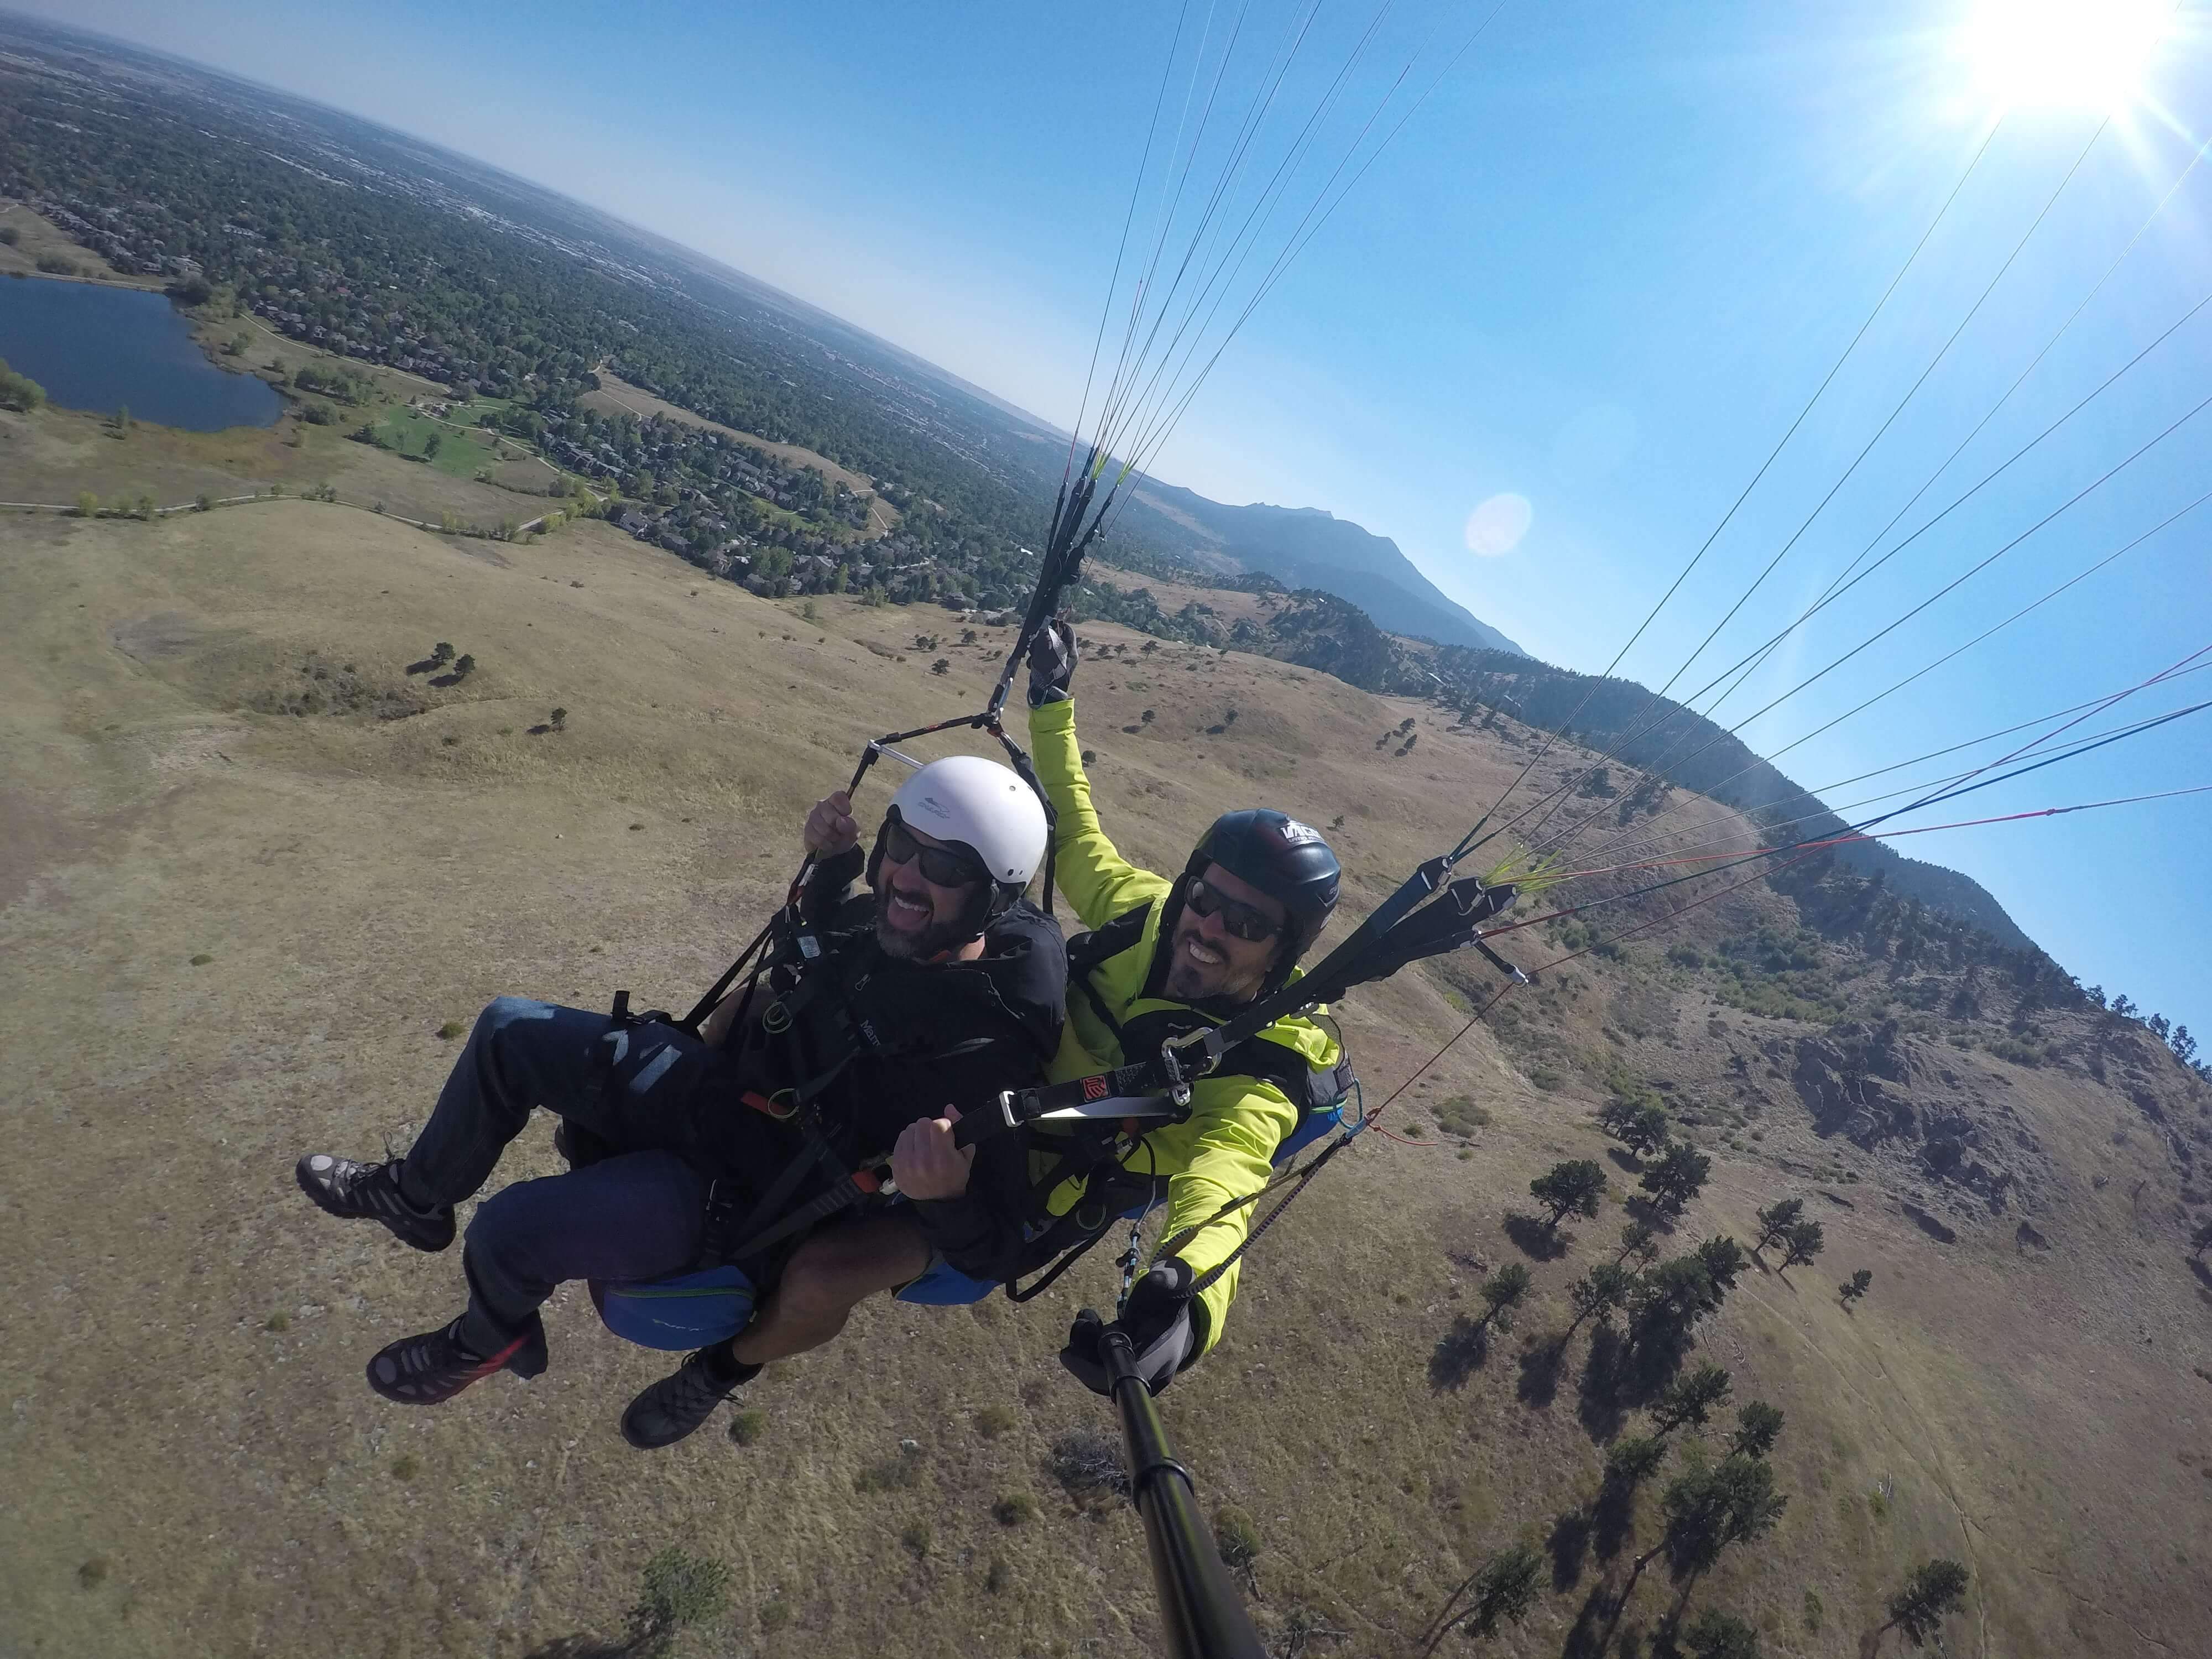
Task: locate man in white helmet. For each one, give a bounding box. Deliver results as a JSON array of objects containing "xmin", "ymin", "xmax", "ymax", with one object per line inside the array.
[{"xmin": 294, "ymin": 755, "xmax": 1063, "ymax": 1445}]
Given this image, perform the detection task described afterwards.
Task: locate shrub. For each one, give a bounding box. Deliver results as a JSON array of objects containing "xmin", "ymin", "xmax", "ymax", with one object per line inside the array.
[
  {"xmin": 36, "ymin": 253, "xmax": 79, "ymax": 275},
  {"xmin": 390, "ymin": 1455, "xmax": 419, "ymax": 1481},
  {"xmin": 264, "ymin": 1312, "xmax": 289, "ymax": 1332},
  {"xmin": 1050, "ymin": 1428, "xmax": 1129, "ymax": 1498},
  {"xmin": 0, "ymin": 357, "xmax": 44, "ymax": 411},
  {"xmin": 729, "ymin": 1408, "xmax": 768, "ymax": 1446},
  {"xmin": 77, "ymin": 1558, "xmax": 108, "ymax": 1590},
  {"xmin": 759, "ymin": 1598, "xmax": 791, "ymax": 1632},
  {"xmin": 992, "ymin": 1493, "xmax": 1037, "ymax": 1526},
  {"xmin": 984, "ymin": 1556, "xmax": 1011, "ymax": 1595},
  {"xmin": 633, "ymin": 1547, "xmax": 729, "ymax": 1641},
  {"xmin": 854, "ymin": 1455, "xmax": 921, "ymax": 1493},
  {"xmin": 436, "ymin": 1020, "xmax": 464, "ymax": 1040},
  {"xmin": 973, "ymin": 1404, "xmax": 1018, "ymax": 1439},
  {"xmin": 75, "ymin": 491, "xmax": 98, "ymax": 519},
  {"xmin": 1213, "ymin": 1504, "xmax": 1261, "ymax": 1573},
  {"xmin": 1434, "ymin": 1095, "xmax": 1490, "ymax": 1136},
  {"xmin": 900, "ymin": 1521, "xmax": 932, "ymax": 1557},
  {"xmin": 189, "ymin": 953, "xmax": 214, "ymax": 966},
  {"xmin": 1803, "ymin": 1588, "xmax": 1825, "ymax": 1632}
]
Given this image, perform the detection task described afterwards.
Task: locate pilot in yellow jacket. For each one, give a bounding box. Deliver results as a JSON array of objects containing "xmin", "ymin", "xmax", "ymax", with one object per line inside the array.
[{"xmin": 1024, "ymin": 623, "xmax": 1346, "ymax": 1394}]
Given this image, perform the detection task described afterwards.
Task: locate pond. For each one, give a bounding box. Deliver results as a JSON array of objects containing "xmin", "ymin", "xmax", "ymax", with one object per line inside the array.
[{"xmin": 0, "ymin": 277, "xmax": 281, "ymax": 431}]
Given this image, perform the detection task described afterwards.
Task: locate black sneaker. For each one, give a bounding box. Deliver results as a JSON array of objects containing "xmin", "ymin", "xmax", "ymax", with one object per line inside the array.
[
  {"xmin": 295, "ymin": 1152, "xmax": 455, "ymax": 1252},
  {"xmin": 367, "ymin": 1316, "xmax": 547, "ymax": 1406},
  {"xmin": 620, "ymin": 1348, "xmax": 760, "ymax": 1449}
]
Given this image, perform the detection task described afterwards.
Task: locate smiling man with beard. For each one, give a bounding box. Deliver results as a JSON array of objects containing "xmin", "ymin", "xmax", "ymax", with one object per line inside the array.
[
  {"xmin": 1019, "ymin": 622, "xmax": 1348, "ymax": 1397},
  {"xmin": 294, "ymin": 756, "xmax": 1063, "ymax": 1446}
]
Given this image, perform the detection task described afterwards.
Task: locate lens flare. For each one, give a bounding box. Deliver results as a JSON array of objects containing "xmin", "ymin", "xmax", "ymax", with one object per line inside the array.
[
  {"xmin": 1464, "ymin": 493, "xmax": 1532, "ymax": 557},
  {"xmin": 1961, "ymin": 0, "xmax": 2170, "ymax": 111}
]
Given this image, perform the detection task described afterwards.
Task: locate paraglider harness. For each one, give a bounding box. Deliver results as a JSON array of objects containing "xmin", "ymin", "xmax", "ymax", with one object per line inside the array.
[
  {"xmin": 961, "ymin": 853, "xmax": 1529, "ymax": 1301},
  {"xmin": 982, "ymin": 899, "xmax": 1360, "ymax": 1302}
]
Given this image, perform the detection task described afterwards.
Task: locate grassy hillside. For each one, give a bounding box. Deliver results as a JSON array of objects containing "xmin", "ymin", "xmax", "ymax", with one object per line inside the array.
[{"xmin": 3, "ymin": 430, "xmax": 2210, "ymax": 1657}]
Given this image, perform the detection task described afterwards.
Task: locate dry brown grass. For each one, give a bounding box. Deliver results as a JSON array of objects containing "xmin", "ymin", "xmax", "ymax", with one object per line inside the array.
[{"xmin": 2, "ymin": 431, "xmax": 2208, "ymax": 1657}]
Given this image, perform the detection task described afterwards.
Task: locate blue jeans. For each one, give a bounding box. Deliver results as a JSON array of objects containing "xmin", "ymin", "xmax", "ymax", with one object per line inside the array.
[{"xmin": 405, "ymin": 997, "xmax": 757, "ymax": 1356}]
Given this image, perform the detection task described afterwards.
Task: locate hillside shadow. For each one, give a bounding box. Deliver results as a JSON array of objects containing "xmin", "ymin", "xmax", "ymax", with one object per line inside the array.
[
  {"xmin": 1505, "ymin": 1212, "xmax": 1571, "ymax": 1261},
  {"xmin": 1590, "ymin": 1477, "xmax": 1641, "ymax": 1560},
  {"xmin": 405, "ymin": 656, "xmax": 441, "ymax": 675},
  {"xmin": 428, "ymin": 671, "xmax": 465, "ymax": 688},
  {"xmin": 1606, "ymin": 1148, "xmax": 1642, "ymax": 1175},
  {"xmin": 526, "ymin": 722, "xmax": 553, "ymax": 735},
  {"xmin": 1428, "ymin": 1316, "xmax": 1491, "ymax": 1391},
  {"xmin": 1621, "ymin": 1197, "xmax": 1676, "ymax": 1234},
  {"xmin": 2187, "ymin": 1256, "xmax": 2212, "ymax": 1291},
  {"xmin": 1518, "ymin": 1339, "xmax": 1567, "ymax": 1408},
  {"xmin": 1559, "ymin": 1579, "xmax": 1624, "ymax": 1659},
  {"xmin": 1547, "ymin": 1509, "xmax": 1591, "ymax": 1591},
  {"xmin": 1577, "ymin": 1326, "xmax": 1627, "ymax": 1444}
]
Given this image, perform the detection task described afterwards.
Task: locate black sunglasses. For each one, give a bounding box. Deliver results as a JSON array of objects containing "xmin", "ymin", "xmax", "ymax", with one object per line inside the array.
[
  {"xmin": 883, "ymin": 816, "xmax": 986, "ymax": 889},
  {"xmin": 1186, "ymin": 878, "xmax": 1282, "ymax": 944}
]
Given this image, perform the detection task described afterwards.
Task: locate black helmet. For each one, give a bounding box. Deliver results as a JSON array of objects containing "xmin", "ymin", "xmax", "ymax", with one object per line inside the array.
[{"xmin": 1172, "ymin": 810, "xmax": 1340, "ymax": 990}]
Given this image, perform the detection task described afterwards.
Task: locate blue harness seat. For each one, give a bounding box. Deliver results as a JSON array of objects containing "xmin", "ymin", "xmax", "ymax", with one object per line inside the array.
[{"xmin": 589, "ymin": 1097, "xmax": 1352, "ymax": 1350}]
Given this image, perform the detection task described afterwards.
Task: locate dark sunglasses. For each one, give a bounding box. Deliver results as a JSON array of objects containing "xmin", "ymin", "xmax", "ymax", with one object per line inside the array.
[
  {"xmin": 1186, "ymin": 878, "xmax": 1282, "ymax": 944},
  {"xmin": 882, "ymin": 817, "xmax": 985, "ymax": 889}
]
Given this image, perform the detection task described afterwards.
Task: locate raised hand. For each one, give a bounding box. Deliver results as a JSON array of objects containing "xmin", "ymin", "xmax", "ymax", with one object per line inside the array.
[{"xmin": 803, "ymin": 789, "xmax": 861, "ymax": 857}]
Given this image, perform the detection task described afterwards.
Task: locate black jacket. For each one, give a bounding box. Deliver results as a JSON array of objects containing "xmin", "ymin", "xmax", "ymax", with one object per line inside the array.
[{"xmin": 708, "ymin": 849, "xmax": 1066, "ymax": 1280}]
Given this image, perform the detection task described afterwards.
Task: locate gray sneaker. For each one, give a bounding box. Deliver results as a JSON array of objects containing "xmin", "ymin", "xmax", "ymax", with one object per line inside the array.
[
  {"xmin": 620, "ymin": 1349, "xmax": 760, "ymax": 1449},
  {"xmin": 295, "ymin": 1152, "xmax": 455, "ymax": 1252}
]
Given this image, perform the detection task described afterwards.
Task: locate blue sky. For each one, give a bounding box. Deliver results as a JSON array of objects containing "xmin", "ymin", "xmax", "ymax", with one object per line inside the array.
[{"xmin": 19, "ymin": 0, "xmax": 2211, "ymax": 1031}]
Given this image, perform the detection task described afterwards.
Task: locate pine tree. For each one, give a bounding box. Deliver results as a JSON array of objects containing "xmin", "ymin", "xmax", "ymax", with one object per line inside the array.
[
  {"xmin": 1616, "ymin": 1220, "xmax": 1660, "ymax": 1267},
  {"xmin": 1623, "ymin": 1104, "xmax": 1673, "ymax": 1157},
  {"xmin": 1681, "ymin": 1608, "xmax": 1762, "ymax": 1658},
  {"xmin": 1693, "ymin": 1235, "xmax": 1746, "ymax": 1294},
  {"xmin": 1778, "ymin": 1219, "xmax": 1826, "ymax": 1276},
  {"xmin": 1751, "ymin": 1197, "xmax": 1804, "ymax": 1257},
  {"xmin": 1728, "ymin": 1401, "xmax": 1784, "ymax": 1460},
  {"xmin": 1459, "ymin": 1545, "xmax": 1542, "ymax": 1637},
  {"xmin": 1478, "ymin": 1264, "xmax": 1532, "ymax": 1332},
  {"xmin": 1640, "ymin": 1142, "xmax": 1713, "ymax": 1215},
  {"xmin": 1531, "ymin": 1160, "xmax": 1608, "ymax": 1229},
  {"xmin": 1881, "ymin": 1559, "xmax": 1970, "ymax": 1649},
  {"xmin": 1651, "ymin": 1363, "xmax": 1733, "ymax": 1436},
  {"xmin": 1564, "ymin": 1262, "xmax": 1636, "ymax": 1340},
  {"xmin": 1839, "ymin": 1268, "xmax": 1873, "ymax": 1307}
]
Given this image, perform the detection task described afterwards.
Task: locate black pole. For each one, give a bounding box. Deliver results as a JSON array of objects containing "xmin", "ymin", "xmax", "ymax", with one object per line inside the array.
[{"xmin": 1098, "ymin": 1328, "xmax": 1267, "ymax": 1659}]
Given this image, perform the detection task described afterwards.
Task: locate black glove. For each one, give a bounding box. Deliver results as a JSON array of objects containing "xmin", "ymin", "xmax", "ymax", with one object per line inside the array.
[
  {"xmin": 1026, "ymin": 619, "xmax": 1078, "ymax": 707},
  {"xmin": 1060, "ymin": 1259, "xmax": 1196, "ymax": 1397}
]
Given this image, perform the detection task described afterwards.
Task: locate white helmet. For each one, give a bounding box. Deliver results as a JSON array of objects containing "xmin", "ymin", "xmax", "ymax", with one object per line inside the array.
[{"xmin": 884, "ymin": 754, "xmax": 1048, "ymax": 893}]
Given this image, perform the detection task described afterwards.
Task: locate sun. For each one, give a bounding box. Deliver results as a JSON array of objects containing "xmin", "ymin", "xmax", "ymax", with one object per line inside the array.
[{"xmin": 1960, "ymin": 0, "xmax": 2172, "ymax": 111}]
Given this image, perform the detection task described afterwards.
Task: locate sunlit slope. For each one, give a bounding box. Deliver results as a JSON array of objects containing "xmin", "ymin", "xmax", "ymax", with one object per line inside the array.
[{"xmin": 1, "ymin": 503, "xmax": 2205, "ymax": 1657}]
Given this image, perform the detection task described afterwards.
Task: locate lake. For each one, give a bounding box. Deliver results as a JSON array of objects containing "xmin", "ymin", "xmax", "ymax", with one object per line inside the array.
[{"xmin": 0, "ymin": 277, "xmax": 282, "ymax": 431}]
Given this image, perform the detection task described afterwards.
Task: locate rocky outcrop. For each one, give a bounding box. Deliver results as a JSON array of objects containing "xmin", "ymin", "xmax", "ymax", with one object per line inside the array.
[{"xmin": 1790, "ymin": 1021, "xmax": 2049, "ymax": 1219}]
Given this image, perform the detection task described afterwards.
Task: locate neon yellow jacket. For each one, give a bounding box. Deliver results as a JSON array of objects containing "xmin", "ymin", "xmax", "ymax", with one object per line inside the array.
[{"xmin": 1027, "ymin": 696, "xmax": 1341, "ymax": 1356}]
